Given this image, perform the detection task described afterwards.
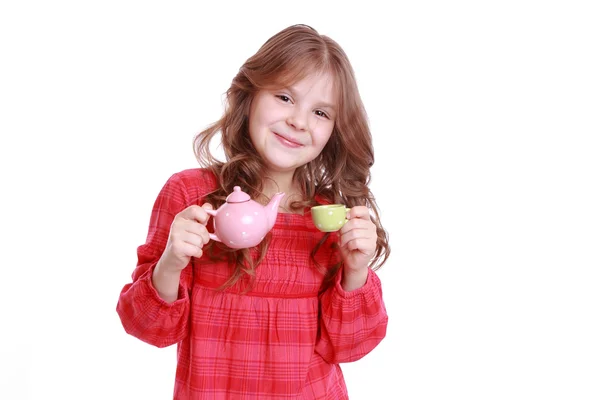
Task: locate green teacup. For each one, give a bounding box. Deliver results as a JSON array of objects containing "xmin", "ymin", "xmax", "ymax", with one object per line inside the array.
[{"xmin": 311, "ymin": 204, "xmax": 351, "ymax": 232}]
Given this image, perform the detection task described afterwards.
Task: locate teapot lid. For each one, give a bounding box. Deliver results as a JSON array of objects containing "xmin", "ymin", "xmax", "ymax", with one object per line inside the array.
[{"xmin": 226, "ymin": 186, "xmax": 251, "ymax": 203}]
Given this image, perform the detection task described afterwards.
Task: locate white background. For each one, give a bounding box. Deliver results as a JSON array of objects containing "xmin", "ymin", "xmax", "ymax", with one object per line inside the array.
[{"xmin": 1, "ymin": 1, "xmax": 599, "ymax": 399}]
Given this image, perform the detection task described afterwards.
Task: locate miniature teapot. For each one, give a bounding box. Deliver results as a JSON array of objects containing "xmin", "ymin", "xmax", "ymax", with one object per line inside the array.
[{"xmin": 205, "ymin": 186, "xmax": 285, "ymax": 249}]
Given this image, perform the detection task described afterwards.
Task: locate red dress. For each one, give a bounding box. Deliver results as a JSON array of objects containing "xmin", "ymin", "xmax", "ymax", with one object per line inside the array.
[{"xmin": 117, "ymin": 168, "xmax": 388, "ymax": 399}]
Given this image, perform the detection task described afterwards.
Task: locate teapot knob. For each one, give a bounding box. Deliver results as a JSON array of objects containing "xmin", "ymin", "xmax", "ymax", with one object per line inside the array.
[{"xmin": 226, "ymin": 185, "xmax": 251, "ymax": 203}]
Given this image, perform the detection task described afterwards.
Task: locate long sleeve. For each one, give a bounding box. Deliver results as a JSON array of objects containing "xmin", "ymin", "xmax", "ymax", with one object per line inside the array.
[
  {"xmin": 315, "ymin": 268, "xmax": 388, "ymax": 364},
  {"xmin": 116, "ymin": 173, "xmax": 195, "ymax": 348}
]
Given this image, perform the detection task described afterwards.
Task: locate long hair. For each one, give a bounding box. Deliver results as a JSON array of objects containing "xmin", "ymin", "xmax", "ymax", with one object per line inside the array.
[{"xmin": 193, "ymin": 24, "xmax": 390, "ymax": 291}]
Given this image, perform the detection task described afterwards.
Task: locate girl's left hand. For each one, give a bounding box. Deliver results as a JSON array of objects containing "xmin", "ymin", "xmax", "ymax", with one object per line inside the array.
[{"xmin": 338, "ymin": 206, "xmax": 377, "ymax": 274}]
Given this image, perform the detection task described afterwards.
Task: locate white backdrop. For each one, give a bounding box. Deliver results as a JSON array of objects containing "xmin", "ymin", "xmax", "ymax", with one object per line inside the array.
[{"xmin": 1, "ymin": 1, "xmax": 599, "ymax": 399}]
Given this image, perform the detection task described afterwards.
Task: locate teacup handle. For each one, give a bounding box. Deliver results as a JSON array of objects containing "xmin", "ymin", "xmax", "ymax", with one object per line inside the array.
[{"xmin": 343, "ymin": 207, "xmax": 351, "ymax": 225}]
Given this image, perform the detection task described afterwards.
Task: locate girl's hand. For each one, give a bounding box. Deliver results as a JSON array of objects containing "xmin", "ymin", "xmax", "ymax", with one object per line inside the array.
[
  {"xmin": 157, "ymin": 203, "xmax": 213, "ymax": 274},
  {"xmin": 338, "ymin": 206, "xmax": 377, "ymax": 290}
]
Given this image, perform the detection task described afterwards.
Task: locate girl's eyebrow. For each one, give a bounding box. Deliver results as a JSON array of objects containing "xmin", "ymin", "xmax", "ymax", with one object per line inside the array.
[
  {"xmin": 315, "ymin": 100, "xmax": 336, "ymax": 111},
  {"xmin": 284, "ymin": 86, "xmax": 336, "ymax": 110}
]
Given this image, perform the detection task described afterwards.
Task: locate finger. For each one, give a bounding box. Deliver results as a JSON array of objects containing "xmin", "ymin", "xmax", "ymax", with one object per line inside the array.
[
  {"xmin": 170, "ymin": 240, "xmax": 203, "ymax": 259},
  {"xmin": 199, "ymin": 203, "xmax": 214, "ymax": 226},
  {"xmin": 181, "ymin": 219, "xmax": 210, "ymax": 239},
  {"xmin": 339, "ymin": 225, "xmax": 363, "ymax": 244},
  {"xmin": 340, "ymin": 218, "xmax": 374, "ymax": 232},
  {"xmin": 179, "ymin": 224, "xmax": 211, "ymax": 246},
  {"xmin": 185, "ymin": 242, "xmax": 204, "ymax": 258},
  {"xmin": 186, "ymin": 242, "xmax": 204, "ymax": 259},
  {"xmin": 343, "ymin": 238, "xmax": 376, "ymax": 256},
  {"xmin": 174, "ymin": 229, "xmax": 202, "ymax": 247},
  {"xmin": 339, "ymin": 220, "xmax": 375, "ymax": 242},
  {"xmin": 347, "ymin": 206, "xmax": 371, "ymax": 220},
  {"xmin": 340, "ymin": 232, "xmax": 377, "ymax": 248},
  {"xmin": 339, "ymin": 229, "xmax": 375, "ymax": 249},
  {"xmin": 182, "ymin": 204, "xmax": 212, "ymax": 225}
]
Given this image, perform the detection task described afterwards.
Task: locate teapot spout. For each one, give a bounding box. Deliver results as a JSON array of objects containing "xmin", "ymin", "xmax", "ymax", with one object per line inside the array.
[{"xmin": 265, "ymin": 192, "xmax": 285, "ymax": 229}]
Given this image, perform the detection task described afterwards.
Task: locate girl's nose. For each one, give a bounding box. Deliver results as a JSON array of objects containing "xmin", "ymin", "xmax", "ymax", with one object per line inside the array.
[{"xmin": 286, "ymin": 112, "xmax": 308, "ymax": 131}]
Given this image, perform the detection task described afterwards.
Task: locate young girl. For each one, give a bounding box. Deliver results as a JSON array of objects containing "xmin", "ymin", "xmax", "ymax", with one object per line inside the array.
[{"xmin": 117, "ymin": 24, "xmax": 391, "ymax": 399}]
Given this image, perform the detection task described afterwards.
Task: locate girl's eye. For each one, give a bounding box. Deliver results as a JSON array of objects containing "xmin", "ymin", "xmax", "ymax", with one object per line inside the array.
[
  {"xmin": 315, "ymin": 110, "xmax": 330, "ymax": 119},
  {"xmin": 276, "ymin": 95, "xmax": 291, "ymax": 103}
]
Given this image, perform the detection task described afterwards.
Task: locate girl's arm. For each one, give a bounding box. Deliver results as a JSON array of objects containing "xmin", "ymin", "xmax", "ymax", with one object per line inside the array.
[
  {"xmin": 116, "ymin": 173, "xmax": 195, "ymax": 348},
  {"xmin": 315, "ymin": 205, "xmax": 388, "ymax": 363},
  {"xmin": 315, "ymin": 267, "xmax": 388, "ymax": 364}
]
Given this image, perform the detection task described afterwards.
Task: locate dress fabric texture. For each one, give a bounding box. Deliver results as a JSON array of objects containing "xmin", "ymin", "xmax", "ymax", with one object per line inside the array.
[{"xmin": 117, "ymin": 168, "xmax": 388, "ymax": 399}]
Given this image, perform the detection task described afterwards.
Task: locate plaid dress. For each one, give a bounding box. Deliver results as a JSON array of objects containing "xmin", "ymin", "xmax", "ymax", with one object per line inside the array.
[{"xmin": 117, "ymin": 169, "xmax": 388, "ymax": 399}]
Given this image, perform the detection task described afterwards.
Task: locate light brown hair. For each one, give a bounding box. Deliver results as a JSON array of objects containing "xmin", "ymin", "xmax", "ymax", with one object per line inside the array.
[{"xmin": 193, "ymin": 24, "xmax": 390, "ymax": 291}]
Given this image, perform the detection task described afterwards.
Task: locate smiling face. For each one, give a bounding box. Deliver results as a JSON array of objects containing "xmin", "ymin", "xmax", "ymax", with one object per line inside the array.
[{"xmin": 248, "ymin": 72, "xmax": 337, "ymax": 183}]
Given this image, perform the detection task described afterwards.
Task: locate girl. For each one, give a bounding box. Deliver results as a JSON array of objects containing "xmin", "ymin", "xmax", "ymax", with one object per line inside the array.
[{"xmin": 117, "ymin": 24, "xmax": 391, "ymax": 399}]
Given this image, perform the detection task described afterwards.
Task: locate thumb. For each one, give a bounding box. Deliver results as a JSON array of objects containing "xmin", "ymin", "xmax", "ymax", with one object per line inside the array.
[{"xmin": 200, "ymin": 202, "xmax": 214, "ymax": 226}]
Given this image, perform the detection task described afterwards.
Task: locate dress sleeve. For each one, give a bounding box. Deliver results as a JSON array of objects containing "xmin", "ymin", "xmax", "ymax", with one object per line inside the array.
[
  {"xmin": 116, "ymin": 173, "xmax": 194, "ymax": 348},
  {"xmin": 315, "ymin": 267, "xmax": 388, "ymax": 364}
]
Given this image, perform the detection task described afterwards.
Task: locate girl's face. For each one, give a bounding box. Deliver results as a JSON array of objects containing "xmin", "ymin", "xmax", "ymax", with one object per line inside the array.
[{"xmin": 248, "ymin": 72, "xmax": 337, "ymax": 179}]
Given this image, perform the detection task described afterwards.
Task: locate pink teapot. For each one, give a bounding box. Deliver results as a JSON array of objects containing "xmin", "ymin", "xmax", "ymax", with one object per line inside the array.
[{"xmin": 205, "ymin": 186, "xmax": 285, "ymax": 249}]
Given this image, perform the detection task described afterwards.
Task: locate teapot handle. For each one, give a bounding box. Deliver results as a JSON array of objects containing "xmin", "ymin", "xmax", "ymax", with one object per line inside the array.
[{"xmin": 203, "ymin": 208, "xmax": 220, "ymax": 242}]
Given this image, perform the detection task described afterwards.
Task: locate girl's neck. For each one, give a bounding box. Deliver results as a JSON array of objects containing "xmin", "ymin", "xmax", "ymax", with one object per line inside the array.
[
  {"xmin": 261, "ymin": 174, "xmax": 303, "ymax": 214},
  {"xmin": 262, "ymin": 172, "xmax": 296, "ymax": 197}
]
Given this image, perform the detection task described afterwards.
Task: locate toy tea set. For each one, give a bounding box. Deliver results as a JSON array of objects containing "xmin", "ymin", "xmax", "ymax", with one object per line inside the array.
[{"xmin": 205, "ymin": 186, "xmax": 349, "ymax": 249}]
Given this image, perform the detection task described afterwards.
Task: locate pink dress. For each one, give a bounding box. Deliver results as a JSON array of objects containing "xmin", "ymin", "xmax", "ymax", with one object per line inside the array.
[{"xmin": 117, "ymin": 168, "xmax": 388, "ymax": 399}]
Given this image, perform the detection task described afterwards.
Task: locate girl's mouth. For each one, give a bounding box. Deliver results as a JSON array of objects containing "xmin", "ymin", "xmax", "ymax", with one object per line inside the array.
[{"xmin": 274, "ymin": 132, "xmax": 303, "ymax": 148}]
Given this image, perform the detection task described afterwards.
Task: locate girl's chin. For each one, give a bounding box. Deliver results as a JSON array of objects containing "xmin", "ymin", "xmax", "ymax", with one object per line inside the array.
[{"xmin": 263, "ymin": 160, "xmax": 302, "ymax": 174}]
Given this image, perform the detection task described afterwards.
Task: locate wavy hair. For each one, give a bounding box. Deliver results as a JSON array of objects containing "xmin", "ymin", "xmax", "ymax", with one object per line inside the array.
[{"xmin": 193, "ymin": 24, "xmax": 390, "ymax": 291}]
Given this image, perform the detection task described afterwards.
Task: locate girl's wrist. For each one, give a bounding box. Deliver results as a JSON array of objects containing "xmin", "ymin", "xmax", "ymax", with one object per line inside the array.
[
  {"xmin": 152, "ymin": 261, "xmax": 183, "ymax": 303},
  {"xmin": 341, "ymin": 267, "xmax": 369, "ymax": 292}
]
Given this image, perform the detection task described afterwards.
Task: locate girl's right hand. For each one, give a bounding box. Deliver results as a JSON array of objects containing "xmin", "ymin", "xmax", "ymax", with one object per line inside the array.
[{"xmin": 157, "ymin": 203, "xmax": 214, "ymax": 274}]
